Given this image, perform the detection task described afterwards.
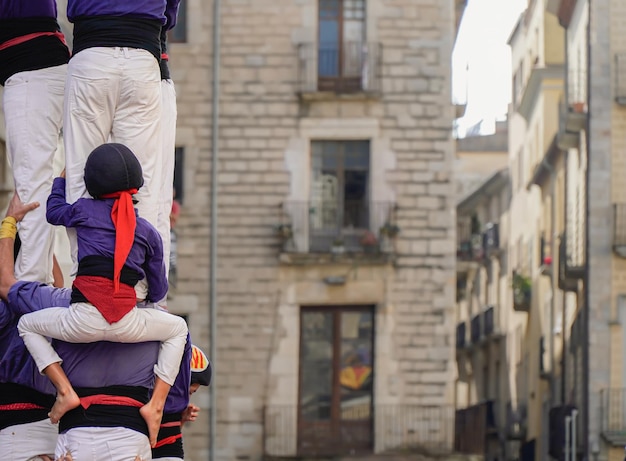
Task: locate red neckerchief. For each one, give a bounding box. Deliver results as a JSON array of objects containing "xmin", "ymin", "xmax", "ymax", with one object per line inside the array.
[{"xmin": 100, "ymin": 189, "xmax": 138, "ymax": 293}]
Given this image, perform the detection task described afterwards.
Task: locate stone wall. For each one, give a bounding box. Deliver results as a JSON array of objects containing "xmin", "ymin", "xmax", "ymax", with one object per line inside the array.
[{"xmin": 168, "ymin": 1, "xmax": 457, "ymax": 459}]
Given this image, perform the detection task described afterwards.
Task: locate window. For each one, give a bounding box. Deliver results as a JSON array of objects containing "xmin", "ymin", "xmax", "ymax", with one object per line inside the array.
[
  {"xmin": 173, "ymin": 147, "xmax": 184, "ymax": 204},
  {"xmin": 318, "ymin": 0, "xmax": 367, "ymax": 92},
  {"xmin": 309, "ymin": 140, "xmax": 370, "ymax": 251},
  {"xmin": 299, "ymin": 306, "xmax": 374, "ymax": 455},
  {"xmin": 168, "ymin": 2, "xmax": 187, "ymax": 44}
]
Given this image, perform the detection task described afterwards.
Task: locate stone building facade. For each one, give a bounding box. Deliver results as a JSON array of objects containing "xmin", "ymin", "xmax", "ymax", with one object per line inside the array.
[{"xmin": 165, "ymin": 0, "xmax": 463, "ymax": 459}]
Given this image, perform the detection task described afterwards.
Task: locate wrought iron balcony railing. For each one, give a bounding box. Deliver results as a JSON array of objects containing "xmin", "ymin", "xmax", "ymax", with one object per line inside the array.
[
  {"xmin": 454, "ymin": 400, "xmax": 497, "ymax": 455},
  {"xmin": 264, "ymin": 404, "xmax": 454, "ymax": 457},
  {"xmin": 613, "ymin": 204, "xmax": 626, "ymax": 258},
  {"xmin": 601, "ymin": 388, "xmax": 626, "ymax": 445},
  {"xmin": 470, "ymin": 314, "xmax": 481, "ymax": 344},
  {"xmin": 567, "ymin": 68, "xmax": 587, "ymax": 107},
  {"xmin": 297, "ymin": 41, "xmax": 382, "ymax": 94},
  {"xmin": 279, "ymin": 201, "xmax": 396, "ymax": 255},
  {"xmin": 615, "ymin": 53, "xmax": 626, "ymax": 105},
  {"xmin": 456, "ymin": 322, "xmax": 467, "ymax": 349}
]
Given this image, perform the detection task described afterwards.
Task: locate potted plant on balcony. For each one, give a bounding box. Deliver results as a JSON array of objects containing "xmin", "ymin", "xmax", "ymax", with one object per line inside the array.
[
  {"xmin": 379, "ymin": 222, "xmax": 400, "ymax": 238},
  {"xmin": 379, "ymin": 222, "xmax": 399, "ymax": 253},
  {"xmin": 360, "ymin": 231, "xmax": 378, "ymax": 254},
  {"xmin": 512, "ymin": 272, "xmax": 532, "ymax": 310},
  {"xmin": 275, "ymin": 223, "xmax": 293, "ymax": 240},
  {"xmin": 331, "ymin": 237, "xmax": 345, "ymax": 255}
]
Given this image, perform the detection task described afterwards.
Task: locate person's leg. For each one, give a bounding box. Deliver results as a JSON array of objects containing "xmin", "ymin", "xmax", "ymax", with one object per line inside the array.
[
  {"xmin": 111, "ymin": 48, "xmax": 162, "ymax": 301},
  {"xmin": 3, "ymin": 64, "xmax": 66, "ymax": 284},
  {"xmin": 56, "ymin": 426, "xmax": 151, "ymax": 461},
  {"xmin": 157, "ymin": 78, "xmax": 178, "ymax": 281},
  {"xmin": 107, "ymin": 307, "xmax": 188, "ymax": 446},
  {"xmin": 63, "ymin": 47, "xmax": 121, "ymax": 272},
  {"xmin": 0, "ymin": 419, "xmax": 57, "ymax": 460},
  {"xmin": 18, "ymin": 304, "xmax": 111, "ymax": 421},
  {"xmin": 111, "ymin": 48, "xmax": 162, "ymax": 228}
]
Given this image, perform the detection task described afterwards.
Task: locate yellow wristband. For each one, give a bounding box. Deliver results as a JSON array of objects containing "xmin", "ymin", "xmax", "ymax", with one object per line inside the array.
[{"xmin": 0, "ymin": 217, "xmax": 17, "ymax": 240}]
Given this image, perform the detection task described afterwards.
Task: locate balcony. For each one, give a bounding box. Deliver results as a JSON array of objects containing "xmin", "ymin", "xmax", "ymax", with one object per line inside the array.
[
  {"xmin": 264, "ymin": 404, "xmax": 454, "ymax": 457},
  {"xmin": 297, "ymin": 41, "xmax": 382, "ymax": 98},
  {"xmin": 558, "ymin": 234, "xmax": 578, "ymax": 291},
  {"xmin": 470, "ymin": 314, "xmax": 482, "ymax": 344},
  {"xmin": 601, "ymin": 388, "xmax": 626, "ymax": 446},
  {"xmin": 557, "ymin": 98, "xmax": 581, "ymax": 149},
  {"xmin": 483, "ymin": 306, "xmax": 496, "ymax": 338},
  {"xmin": 456, "ymin": 322, "xmax": 467, "ymax": 349},
  {"xmin": 615, "ymin": 53, "xmax": 626, "ymax": 105},
  {"xmin": 566, "ymin": 68, "xmax": 587, "ymax": 130},
  {"xmin": 506, "ymin": 400, "xmax": 528, "ymax": 440},
  {"xmin": 454, "ymin": 400, "xmax": 497, "ymax": 455},
  {"xmin": 613, "ymin": 204, "xmax": 626, "ymax": 258},
  {"xmin": 549, "ymin": 405, "xmax": 577, "ymax": 459},
  {"xmin": 482, "ymin": 223, "xmax": 500, "ymax": 258},
  {"xmin": 278, "ymin": 201, "xmax": 396, "ymax": 264},
  {"xmin": 512, "ymin": 272, "xmax": 531, "ymax": 312}
]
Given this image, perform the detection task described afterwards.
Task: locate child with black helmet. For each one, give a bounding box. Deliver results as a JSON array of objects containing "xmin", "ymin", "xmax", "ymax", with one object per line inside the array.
[{"xmin": 18, "ymin": 143, "xmax": 189, "ymax": 448}]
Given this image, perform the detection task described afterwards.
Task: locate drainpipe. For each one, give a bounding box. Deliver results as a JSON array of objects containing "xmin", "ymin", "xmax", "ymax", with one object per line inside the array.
[
  {"xmin": 582, "ymin": 0, "xmax": 591, "ymax": 457},
  {"xmin": 561, "ymin": 20, "xmax": 569, "ymax": 408},
  {"xmin": 541, "ymin": 157, "xmax": 557, "ymax": 408},
  {"xmin": 209, "ymin": 1, "xmax": 221, "ymax": 461}
]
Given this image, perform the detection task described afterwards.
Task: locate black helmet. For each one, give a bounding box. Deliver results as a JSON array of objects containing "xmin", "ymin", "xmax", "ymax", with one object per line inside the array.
[{"xmin": 83, "ymin": 143, "xmax": 144, "ymax": 198}]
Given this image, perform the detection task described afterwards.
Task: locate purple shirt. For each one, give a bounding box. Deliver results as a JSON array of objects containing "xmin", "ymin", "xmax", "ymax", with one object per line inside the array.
[
  {"xmin": 67, "ymin": 0, "xmax": 180, "ymax": 28},
  {"xmin": 47, "ymin": 177, "xmax": 167, "ymax": 302},
  {"xmin": 0, "ymin": 0, "xmax": 58, "ymax": 19},
  {"xmin": 165, "ymin": 333, "xmax": 191, "ymax": 413}
]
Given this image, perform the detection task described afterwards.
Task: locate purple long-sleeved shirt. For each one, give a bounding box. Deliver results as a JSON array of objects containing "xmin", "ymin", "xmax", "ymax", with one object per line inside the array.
[
  {"xmin": 66, "ymin": 0, "xmax": 180, "ymax": 28},
  {"xmin": 47, "ymin": 177, "xmax": 167, "ymax": 302},
  {"xmin": 0, "ymin": 0, "xmax": 58, "ymax": 19}
]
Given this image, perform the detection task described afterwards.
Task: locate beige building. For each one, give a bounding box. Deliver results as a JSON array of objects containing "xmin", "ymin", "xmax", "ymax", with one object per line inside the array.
[
  {"xmin": 0, "ymin": 0, "xmax": 465, "ymax": 459},
  {"xmin": 454, "ymin": 168, "xmax": 512, "ymax": 461},
  {"xmin": 164, "ymin": 0, "xmax": 466, "ymax": 459}
]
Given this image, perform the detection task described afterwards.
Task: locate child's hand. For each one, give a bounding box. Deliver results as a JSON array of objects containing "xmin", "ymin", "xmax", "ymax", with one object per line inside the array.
[{"xmin": 59, "ymin": 169, "xmax": 66, "ymax": 178}]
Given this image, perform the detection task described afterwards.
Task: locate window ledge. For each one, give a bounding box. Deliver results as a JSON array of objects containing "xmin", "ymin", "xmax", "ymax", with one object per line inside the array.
[
  {"xmin": 297, "ymin": 90, "xmax": 382, "ymax": 102},
  {"xmin": 279, "ymin": 251, "xmax": 395, "ymax": 266}
]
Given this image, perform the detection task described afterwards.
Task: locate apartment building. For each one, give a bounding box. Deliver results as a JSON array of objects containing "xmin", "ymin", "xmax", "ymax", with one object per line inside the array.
[
  {"xmin": 454, "ymin": 168, "xmax": 512, "ymax": 461},
  {"xmin": 0, "ymin": 1, "xmax": 465, "ymax": 459},
  {"xmin": 164, "ymin": 0, "xmax": 465, "ymax": 459},
  {"xmin": 454, "ymin": 1, "xmax": 626, "ymax": 460},
  {"xmin": 454, "ymin": 1, "xmax": 570, "ymax": 460}
]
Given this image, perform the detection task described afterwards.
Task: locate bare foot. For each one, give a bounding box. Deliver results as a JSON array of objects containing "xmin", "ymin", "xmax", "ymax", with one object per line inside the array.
[
  {"xmin": 49, "ymin": 388, "xmax": 80, "ymax": 424},
  {"xmin": 139, "ymin": 402, "xmax": 163, "ymax": 447}
]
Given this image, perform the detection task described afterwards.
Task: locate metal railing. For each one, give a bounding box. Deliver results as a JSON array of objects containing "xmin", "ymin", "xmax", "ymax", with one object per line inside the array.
[
  {"xmin": 567, "ymin": 68, "xmax": 587, "ymax": 106},
  {"xmin": 280, "ymin": 201, "xmax": 395, "ymax": 254},
  {"xmin": 470, "ymin": 314, "xmax": 481, "ymax": 343},
  {"xmin": 615, "ymin": 53, "xmax": 626, "ymax": 104},
  {"xmin": 297, "ymin": 41, "xmax": 382, "ymax": 94},
  {"xmin": 264, "ymin": 404, "xmax": 454, "ymax": 457},
  {"xmin": 614, "ymin": 204, "xmax": 626, "ymax": 249},
  {"xmin": 456, "ymin": 322, "xmax": 466, "ymax": 348},
  {"xmin": 454, "ymin": 400, "xmax": 497, "ymax": 455},
  {"xmin": 483, "ymin": 306, "xmax": 495, "ymax": 336},
  {"xmin": 601, "ymin": 388, "xmax": 626, "ymax": 433}
]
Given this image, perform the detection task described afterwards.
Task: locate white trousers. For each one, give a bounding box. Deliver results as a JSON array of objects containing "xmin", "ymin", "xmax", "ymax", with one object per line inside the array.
[
  {"xmin": 153, "ymin": 457, "xmax": 182, "ymax": 461},
  {"xmin": 55, "ymin": 427, "xmax": 151, "ymax": 461},
  {"xmin": 18, "ymin": 303, "xmax": 188, "ymax": 386},
  {"xmin": 157, "ymin": 79, "xmax": 177, "ymax": 283},
  {"xmin": 63, "ymin": 47, "xmax": 163, "ymax": 291},
  {"xmin": 0, "ymin": 418, "xmax": 57, "ymax": 461},
  {"xmin": 3, "ymin": 64, "xmax": 67, "ymax": 285}
]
